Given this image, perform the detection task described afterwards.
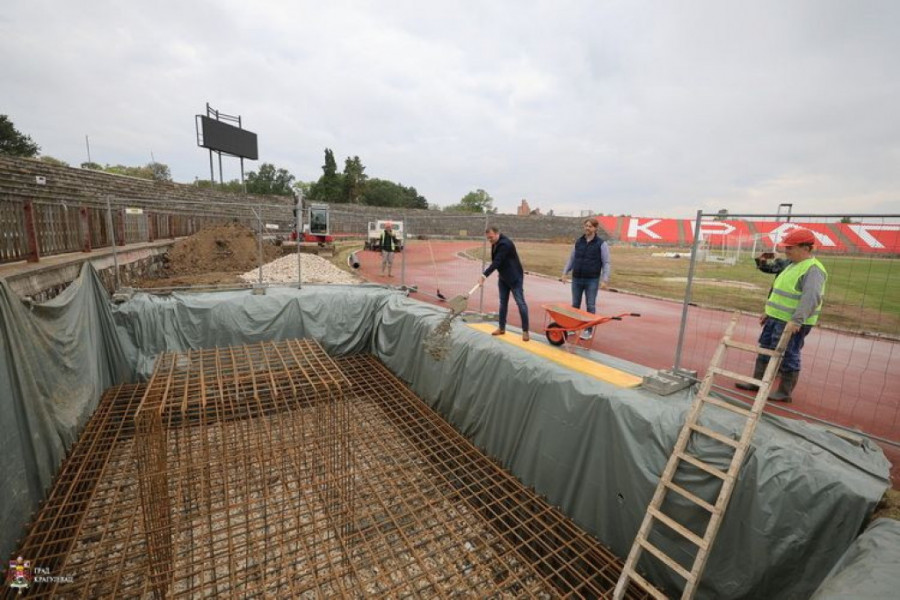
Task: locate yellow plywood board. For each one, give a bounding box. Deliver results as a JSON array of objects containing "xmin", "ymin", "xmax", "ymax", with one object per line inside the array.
[{"xmin": 467, "ymin": 323, "xmax": 643, "ymax": 388}]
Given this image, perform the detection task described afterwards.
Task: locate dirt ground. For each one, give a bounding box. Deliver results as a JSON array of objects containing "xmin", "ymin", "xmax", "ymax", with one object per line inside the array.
[
  {"xmin": 873, "ymin": 489, "xmax": 900, "ymax": 521},
  {"xmin": 137, "ymin": 223, "xmax": 282, "ymax": 288}
]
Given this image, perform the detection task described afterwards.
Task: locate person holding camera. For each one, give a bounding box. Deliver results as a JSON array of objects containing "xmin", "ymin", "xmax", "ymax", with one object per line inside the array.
[{"xmin": 736, "ymin": 229, "xmax": 827, "ymax": 402}]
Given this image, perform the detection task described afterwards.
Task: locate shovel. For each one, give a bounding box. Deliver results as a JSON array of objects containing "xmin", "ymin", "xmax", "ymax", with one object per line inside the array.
[{"xmin": 448, "ymin": 282, "xmax": 482, "ymax": 316}]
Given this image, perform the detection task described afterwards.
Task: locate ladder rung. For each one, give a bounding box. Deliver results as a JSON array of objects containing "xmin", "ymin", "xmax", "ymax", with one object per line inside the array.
[
  {"xmin": 709, "ymin": 366, "xmax": 761, "ymax": 387},
  {"xmin": 648, "ymin": 507, "xmax": 707, "ymax": 549},
  {"xmin": 639, "ymin": 539, "xmax": 692, "ymax": 581},
  {"xmin": 665, "ymin": 481, "xmax": 717, "ymax": 514},
  {"xmin": 626, "ymin": 570, "xmax": 669, "ymax": 600},
  {"xmin": 702, "ymin": 394, "xmax": 752, "ymax": 417},
  {"xmin": 676, "ymin": 451, "xmax": 729, "ymax": 481},
  {"xmin": 690, "ymin": 424, "xmax": 740, "ymax": 449},
  {"xmin": 723, "ymin": 339, "xmax": 780, "ymax": 357}
]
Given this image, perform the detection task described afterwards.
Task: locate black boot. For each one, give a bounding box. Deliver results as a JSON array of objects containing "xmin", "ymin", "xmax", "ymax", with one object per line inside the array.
[
  {"xmin": 736, "ymin": 357, "xmax": 767, "ymax": 391},
  {"xmin": 768, "ymin": 371, "xmax": 799, "ymax": 403}
]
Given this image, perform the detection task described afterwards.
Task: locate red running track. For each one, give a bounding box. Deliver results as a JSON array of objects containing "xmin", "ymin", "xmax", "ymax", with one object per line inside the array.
[{"xmin": 358, "ymin": 241, "xmax": 900, "ymax": 485}]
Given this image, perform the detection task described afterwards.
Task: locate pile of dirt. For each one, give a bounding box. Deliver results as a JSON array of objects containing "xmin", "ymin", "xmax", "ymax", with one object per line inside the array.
[{"xmin": 161, "ymin": 223, "xmax": 282, "ymax": 276}]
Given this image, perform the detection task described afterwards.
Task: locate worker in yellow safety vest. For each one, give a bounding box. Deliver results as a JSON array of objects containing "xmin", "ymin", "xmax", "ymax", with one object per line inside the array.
[
  {"xmin": 735, "ymin": 228, "xmax": 827, "ymax": 402},
  {"xmin": 380, "ymin": 222, "xmax": 401, "ymax": 277}
]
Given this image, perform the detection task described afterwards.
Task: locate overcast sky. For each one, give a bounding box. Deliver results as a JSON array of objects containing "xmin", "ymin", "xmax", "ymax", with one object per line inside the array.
[{"xmin": 2, "ymin": 0, "xmax": 898, "ymax": 217}]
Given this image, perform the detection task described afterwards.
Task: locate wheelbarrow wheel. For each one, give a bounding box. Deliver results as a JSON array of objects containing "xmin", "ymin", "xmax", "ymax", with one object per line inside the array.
[{"xmin": 546, "ymin": 322, "xmax": 566, "ymax": 346}]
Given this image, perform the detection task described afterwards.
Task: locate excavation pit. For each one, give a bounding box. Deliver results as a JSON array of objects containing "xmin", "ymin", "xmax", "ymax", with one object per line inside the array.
[{"xmin": 1, "ymin": 274, "xmax": 891, "ymax": 599}]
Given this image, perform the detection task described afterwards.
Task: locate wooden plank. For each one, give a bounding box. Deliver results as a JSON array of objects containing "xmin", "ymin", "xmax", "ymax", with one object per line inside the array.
[
  {"xmin": 665, "ymin": 482, "xmax": 717, "ymax": 514},
  {"xmin": 689, "ymin": 424, "xmax": 740, "ymax": 449},
  {"xmin": 676, "ymin": 451, "xmax": 729, "ymax": 481},
  {"xmin": 723, "ymin": 339, "xmax": 780, "ymax": 357},
  {"xmin": 649, "ymin": 507, "xmax": 707, "ymax": 549},
  {"xmin": 639, "ymin": 539, "xmax": 692, "ymax": 581},
  {"xmin": 702, "ymin": 395, "xmax": 752, "ymax": 417}
]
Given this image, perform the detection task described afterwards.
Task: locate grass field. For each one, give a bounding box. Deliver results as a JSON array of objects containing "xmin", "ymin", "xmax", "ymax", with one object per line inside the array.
[{"xmin": 466, "ymin": 243, "xmax": 900, "ymax": 336}]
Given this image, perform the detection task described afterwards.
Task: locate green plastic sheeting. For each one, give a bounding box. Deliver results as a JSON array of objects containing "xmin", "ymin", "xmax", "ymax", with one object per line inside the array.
[
  {"xmin": 811, "ymin": 518, "xmax": 900, "ymax": 599},
  {"xmin": 371, "ymin": 297, "xmax": 891, "ymax": 599},
  {"xmin": 0, "ymin": 265, "xmax": 893, "ymax": 598},
  {"xmin": 0, "ymin": 264, "xmax": 131, "ymax": 560}
]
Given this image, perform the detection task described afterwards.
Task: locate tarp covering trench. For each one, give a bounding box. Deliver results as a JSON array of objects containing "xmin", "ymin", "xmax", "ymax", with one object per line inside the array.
[
  {"xmin": 811, "ymin": 518, "xmax": 900, "ymax": 599},
  {"xmin": 0, "ymin": 263, "xmax": 894, "ymax": 598}
]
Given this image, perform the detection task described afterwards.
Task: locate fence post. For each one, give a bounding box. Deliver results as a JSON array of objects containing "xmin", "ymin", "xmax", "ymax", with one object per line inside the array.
[
  {"xmin": 400, "ymin": 216, "xmax": 407, "ymax": 287},
  {"xmin": 478, "ymin": 214, "xmax": 489, "ymax": 315},
  {"xmin": 147, "ymin": 212, "xmax": 156, "ymax": 242},
  {"xmin": 22, "ymin": 199, "xmax": 41, "ymax": 263},
  {"xmin": 168, "ymin": 215, "xmax": 175, "ymax": 239},
  {"xmin": 80, "ymin": 206, "xmax": 92, "ymax": 252},
  {"xmin": 106, "ymin": 196, "xmax": 121, "ymax": 291},
  {"xmin": 116, "ymin": 208, "xmax": 126, "ymax": 246},
  {"xmin": 672, "ymin": 209, "xmax": 704, "ymax": 374}
]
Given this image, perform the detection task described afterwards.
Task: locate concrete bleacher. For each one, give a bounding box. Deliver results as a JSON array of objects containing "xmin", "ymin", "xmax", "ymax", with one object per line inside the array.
[
  {"xmin": 2, "ymin": 155, "xmax": 896, "ymax": 255},
  {"xmin": 0, "ymin": 155, "xmax": 288, "ymax": 215}
]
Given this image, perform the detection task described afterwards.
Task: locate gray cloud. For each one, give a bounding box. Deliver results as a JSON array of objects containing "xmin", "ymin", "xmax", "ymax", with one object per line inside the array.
[{"xmin": 2, "ymin": 0, "xmax": 898, "ymax": 216}]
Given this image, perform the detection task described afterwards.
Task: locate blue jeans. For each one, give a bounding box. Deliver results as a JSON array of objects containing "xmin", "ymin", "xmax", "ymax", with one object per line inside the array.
[
  {"xmin": 571, "ymin": 277, "xmax": 600, "ymax": 333},
  {"xmin": 498, "ymin": 279, "xmax": 529, "ymax": 332},
  {"xmin": 758, "ymin": 318, "xmax": 812, "ymax": 373}
]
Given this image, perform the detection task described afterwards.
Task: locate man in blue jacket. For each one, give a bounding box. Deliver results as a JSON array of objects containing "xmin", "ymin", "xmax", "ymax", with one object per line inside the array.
[{"xmin": 479, "ymin": 226, "xmax": 530, "ymax": 341}]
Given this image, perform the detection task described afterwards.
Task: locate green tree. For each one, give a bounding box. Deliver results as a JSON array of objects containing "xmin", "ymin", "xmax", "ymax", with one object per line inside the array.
[
  {"xmin": 293, "ymin": 180, "xmax": 314, "ymax": 199},
  {"xmin": 342, "ymin": 155, "xmax": 367, "ymax": 203},
  {"xmin": 194, "ymin": 178, "xmax": 244, "ymax": 193},
  {"xmin": 148, "ymin": 162, "xmax": 172, "ymax": 182},
  {"xmin": 362, "ymin": 179, "xmax": 428, "ymax": 209},
  {"xmin": 39, "ymin": 156, "xmax": 69, "ymax": 167},
  {"xmin": 446, "ymin": 189, "xmax": 495, "ymax": 213},
  {"xmin": 308, "ymin": 148, "xmax": 344, "ymax": 203},
  {"xmin": 81, "ymin": 161, "xmax": 103, "ymax": 170},
  {"xmin": 99, "ymin": 162, "xmax": 172, "ymax": 181},
  {"xmin": 0, "ymin": 115, "xmax": 40, "ymax": 157},
  {"xmin": 246, "ymin": 163, "xmax": 295, "ymax": 195}
]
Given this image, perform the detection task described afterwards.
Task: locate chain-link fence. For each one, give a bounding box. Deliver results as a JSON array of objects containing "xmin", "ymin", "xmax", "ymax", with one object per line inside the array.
[
  {"xmin": 323, "ymin": 209, "xmax": 494, "ymax": 314},
  {"xmin": 672, "ymin": 212, "xmax": 899, "ymax": 449}
]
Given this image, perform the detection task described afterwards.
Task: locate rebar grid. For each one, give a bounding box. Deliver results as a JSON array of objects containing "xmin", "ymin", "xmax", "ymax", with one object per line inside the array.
[
  {"xmin": 339, "ymin": 355, "xmax": 649, "ymax": 599},
  {"xmin": 133, "ymin": 339, "xmax": 354, "ymax": 598},
  {"xmin": 1, "ymin": 383, "xmax": 146, "ymax": 598},
  {"xmin": 5, "ymin": 347, "xmax": 647, "ymax": 599}
]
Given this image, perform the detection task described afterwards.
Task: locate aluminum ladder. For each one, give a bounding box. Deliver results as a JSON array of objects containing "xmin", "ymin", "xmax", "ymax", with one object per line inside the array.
[{"xmin": 613, "ymin": 315, "xmax": 791, "ymax": 599}]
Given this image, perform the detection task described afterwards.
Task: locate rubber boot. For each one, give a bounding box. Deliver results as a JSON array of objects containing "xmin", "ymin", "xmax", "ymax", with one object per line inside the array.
[
  {"xmin": 736, "ymin": 357, "xmax": 767, "ymax": 391},
  {"xmin": 768, "ymin": 371, "xmax": 799, "ymax": 403}
]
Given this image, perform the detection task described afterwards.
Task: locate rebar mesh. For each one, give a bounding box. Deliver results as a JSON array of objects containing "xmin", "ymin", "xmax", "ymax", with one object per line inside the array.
[{"xmin": 4, "ymin": 345, "xmax": 648, "ymax": 599}]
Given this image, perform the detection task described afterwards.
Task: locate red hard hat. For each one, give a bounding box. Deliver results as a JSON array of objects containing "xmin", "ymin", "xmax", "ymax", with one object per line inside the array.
[{"xmin": 778, "ymin": 228, "xmax": 816, "ymax": 247}]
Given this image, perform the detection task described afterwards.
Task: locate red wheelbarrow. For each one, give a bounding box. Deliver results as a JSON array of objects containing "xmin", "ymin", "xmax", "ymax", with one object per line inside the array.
[{"xmin": 542, "ymin": 303, "xmax": 641, "ymax": 348}]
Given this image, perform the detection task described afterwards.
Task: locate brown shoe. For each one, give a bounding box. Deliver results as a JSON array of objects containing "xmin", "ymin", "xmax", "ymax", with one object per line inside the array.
[
  {"xmin": 491, "ymin": 329, "xmax": 505, "ymax": 336},
  {"xmin": 522, "ymin": 332, "xmax": 530, "ymax": 342}
]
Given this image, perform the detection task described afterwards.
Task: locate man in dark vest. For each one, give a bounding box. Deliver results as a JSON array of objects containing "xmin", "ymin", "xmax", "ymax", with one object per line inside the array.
[
  {"xmin": 561, "ymin": 217, "xmax": 611, "ymax": 339},
  {"xmin": 479, "ymin": 226, "xmax": 530, "ymax": 342},
  {"xmin": 735, "ymin": 228, "xmax": 827, "ymax": 402}
]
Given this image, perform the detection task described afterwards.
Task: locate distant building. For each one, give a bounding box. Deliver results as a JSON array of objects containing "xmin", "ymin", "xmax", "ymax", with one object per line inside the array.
[{"xmin": 517, "ymin": 199, "xmax": 531, "ymax": 216}]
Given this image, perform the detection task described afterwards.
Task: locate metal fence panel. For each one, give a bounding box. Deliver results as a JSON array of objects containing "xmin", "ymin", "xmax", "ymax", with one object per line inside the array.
[
  {"xmin": 673, "ymin": 212, "xmax": 900, "ymax": 448},
  {"xmin": 0, "ymin": 196, "xmax": 27, "ymax": 263}
]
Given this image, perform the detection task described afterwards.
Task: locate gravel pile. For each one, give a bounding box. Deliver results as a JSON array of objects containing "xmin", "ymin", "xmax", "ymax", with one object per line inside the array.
[{"xmin": 239, "ymin": 253, "xmax": 360, "ymax": 285}]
